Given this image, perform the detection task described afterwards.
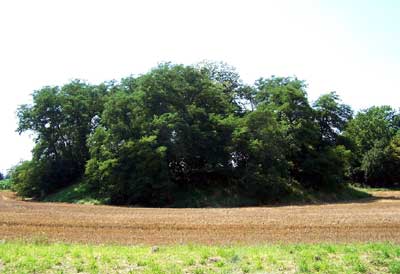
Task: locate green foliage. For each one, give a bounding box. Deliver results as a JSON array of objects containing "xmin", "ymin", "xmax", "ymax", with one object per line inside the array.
[
  {"xmin": 300, "ymin": 145, "xmax": 352, "ymax": 189},
  {"xmin": 43, "ymin": 183, "xmax": 105, "ymax": 204},
  {"xmin": 0, "ymin": 179, "xmax": 12, "ymax": 190},
  {"xmin": 314, "ymin": 91, "xmax": 353, "ymax": 145},
  {"xmin": 231, "ymin": 104, "xmax": 290, "ymax": 200},
  {"xmin": 15, "ymin": 81, "xmax": 107, "ymax": 197},
  {"xmin": 10, "ymin": 161, "xmax": 45, "ymax": 197},
  {"xmin": 345, "ymin": 106, "xmax": 399, "ymax": 154},
  {"xmin": 0, "ymin": 172, "xmax": 9, "ymax": 190},
  {"xmin": 84, "ymin": 64, "xmax": 238, "ymax": 205},
  {"xmin": 253, "ymin": 77, "xmax": 351, "ymax": 189},
  {"xmin": 13, "ymin": 61, "xmax": 399, "ymax": 205},
  {"xmin": 344, "ymin": 106, "xmax": 400, "ymax": 186}
]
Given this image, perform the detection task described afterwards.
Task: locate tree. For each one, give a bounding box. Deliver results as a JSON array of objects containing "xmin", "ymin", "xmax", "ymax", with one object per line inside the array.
[
  {"xmin": 344, "ymin": 106, "xmax": 399, "ymax": 156},
  {"xmin": 196, "ymin": 61, "xmax": 241, "ymax": 95},
  {"xmin": 254, "ymin": 77, "xmax": 322, "ymax": 186},
  {"xmin": 314, "ymin": 92, "xmax": 353, "ymax": 145},
  {"xmin": 9, "ymin": 161, "xmax": 45, "ymax": 197},
  {"xmin": 0, "ymin": 172, "xmax": 4, "ymax": 181},
  {"xmin": 14, "ymin": 61, "xmax": 399, "ymax": 205},
  {"xmin": 15, "ymin": 80, "xmax": 106, "ymax": 197},
  {"xmin": 231, "ymin": 104, "xmax": 290, "ymax": 200},
  {"xmin": 344, "ymin": 106, "xmax": 400, "ymax": 186},
  {"xmin": 196, "ymin": 61, "xmax": 245, "ymax": 112},
  {"xmin": 85, "ymin": 63, "xmax": 237, "ymax": 205}
]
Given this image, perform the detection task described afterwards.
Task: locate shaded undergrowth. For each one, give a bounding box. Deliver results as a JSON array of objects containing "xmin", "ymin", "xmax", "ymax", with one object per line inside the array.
[{"xmin": 41, "ymin": 181, "xmax": 371, "ymax": 208}]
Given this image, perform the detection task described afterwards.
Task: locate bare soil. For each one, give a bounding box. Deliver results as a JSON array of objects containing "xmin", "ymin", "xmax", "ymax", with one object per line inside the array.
[{"xmin": 0, "ymin": 190, "xmax": 399, "ymax": 245}]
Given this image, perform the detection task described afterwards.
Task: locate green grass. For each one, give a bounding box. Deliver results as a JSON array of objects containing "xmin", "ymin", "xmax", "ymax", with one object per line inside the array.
[
  {"xmin": 0, "ymin": 179, "xmax": 12, "ymax": 190},
  {"xmin": 272, "ymin": 183, "xmax": 372, "ymax": 205},
  {"xmin": 0, "ymin": 241, "xmax": 399, "ymax": 273},
  {"xmin": 44, "ymin": 182, "xmax": 371, "ymax": 207},
  {"xmin": 354, "ymin": 186, "xmax": 400, "ymax": 192},
  {"xmin": 43, "ymin": 183, "xmax": 105, "ymax": 205},
  {"xmin": 170, "ymin": 185, "xmax": 259, "ymax": 207}
]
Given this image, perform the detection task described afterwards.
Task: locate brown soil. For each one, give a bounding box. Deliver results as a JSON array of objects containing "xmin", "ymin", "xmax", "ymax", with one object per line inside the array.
[{"xmin": 0, "ymin": 190, "xmax": 399, "ymax": 245}]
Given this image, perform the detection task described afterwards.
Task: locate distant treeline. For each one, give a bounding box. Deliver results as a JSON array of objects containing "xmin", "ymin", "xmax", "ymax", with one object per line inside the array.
[{"xmin": 10, "ymin": 62, "xmax": 400, "ymax": 205}]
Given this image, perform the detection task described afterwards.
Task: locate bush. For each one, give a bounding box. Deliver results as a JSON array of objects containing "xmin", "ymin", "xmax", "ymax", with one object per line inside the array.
[{"xmin": 0, "ymin": 179, "xmax": 12, "ymax": 190}]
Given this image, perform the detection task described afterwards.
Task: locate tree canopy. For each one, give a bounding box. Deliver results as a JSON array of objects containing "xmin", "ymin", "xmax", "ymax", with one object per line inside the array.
[
  {"xmin": 343, "ymin": 106, "xmax": 400, "ymax": 186},
  {"xmin": 11, "ymin": 62, "xmax": 400, "ymax": 206}
]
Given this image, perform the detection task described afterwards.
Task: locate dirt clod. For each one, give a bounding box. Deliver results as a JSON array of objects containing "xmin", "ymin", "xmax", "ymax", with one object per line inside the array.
[
  {"xmin": 151, "ymin": 246, "xmax": 159, "ymax": 253},
  {"xmin": 209, "ymin": 257, "xmax": 222, "ymax": 263}
]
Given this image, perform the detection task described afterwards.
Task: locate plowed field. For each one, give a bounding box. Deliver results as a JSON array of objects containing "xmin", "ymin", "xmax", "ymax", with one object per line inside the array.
[{"xmin": 1, "ymin": 191, "xmax": 399, "ymax": 245}]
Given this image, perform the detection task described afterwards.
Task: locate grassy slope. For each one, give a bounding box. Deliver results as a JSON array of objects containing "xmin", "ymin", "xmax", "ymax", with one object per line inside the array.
[
  {"xmin": 282, "ymin": 183, "xmax": 372, "ymax": 204},
  {"xmin": 43, "ymin": 183, "xmax": 106, "ymax": 205},
  {"xmin": 0, "ymin": 241, "xmax": 399, "ymax": 273},
  {"xmin": 43, "ymin": 182, "xmax": 371, "ymax": 207}
]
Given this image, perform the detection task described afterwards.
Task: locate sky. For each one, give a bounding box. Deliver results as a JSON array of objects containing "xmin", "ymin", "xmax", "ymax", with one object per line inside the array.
[{"xmin": 0, "ymin": 0, "xmax": 399, "ymax": 174}]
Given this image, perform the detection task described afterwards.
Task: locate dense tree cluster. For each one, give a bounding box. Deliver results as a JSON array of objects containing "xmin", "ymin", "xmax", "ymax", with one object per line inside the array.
[
  {"xmin": 345, "ymin": 106, "xmax": 400, "ymax": 186},
  {"xmin": 11, "ymin": 62, "xmax": 400, "ymax": 205}
]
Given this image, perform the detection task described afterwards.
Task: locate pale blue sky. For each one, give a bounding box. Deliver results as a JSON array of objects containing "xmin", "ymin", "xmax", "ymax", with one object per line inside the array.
[{"xmin": 0, "ymin": 0, "xmax": 399, "ymax": 173}]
